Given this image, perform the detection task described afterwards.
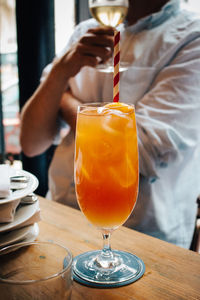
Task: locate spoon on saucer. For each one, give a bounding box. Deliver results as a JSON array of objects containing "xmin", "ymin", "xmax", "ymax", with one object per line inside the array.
[{"xmin": 20, "ymin": 193, "xmax": 38, "ymax": 205}]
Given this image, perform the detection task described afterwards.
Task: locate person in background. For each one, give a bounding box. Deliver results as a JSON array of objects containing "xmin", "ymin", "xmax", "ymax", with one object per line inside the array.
[{"xmin": 20, "ymin": 0, "xmax": 200, "ymax": 249}]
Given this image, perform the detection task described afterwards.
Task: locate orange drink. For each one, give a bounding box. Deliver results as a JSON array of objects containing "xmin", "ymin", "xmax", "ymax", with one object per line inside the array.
[{"xmin": 75, "ymin": 102, "xmax": 139, "ymax": 229}]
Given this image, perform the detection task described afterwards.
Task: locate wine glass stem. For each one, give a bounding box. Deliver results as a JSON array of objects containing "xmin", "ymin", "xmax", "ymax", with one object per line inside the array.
[
  {"xmin": 93, "ymin": 231, "xmax": 115, "ymax": 269},
  {"xmin": 93, "ymin": 230, "xmax": 122, "ymax": 270},
  {"xmin": 102, "ymin": 232, "xmax": 112, "ymax": 257}
]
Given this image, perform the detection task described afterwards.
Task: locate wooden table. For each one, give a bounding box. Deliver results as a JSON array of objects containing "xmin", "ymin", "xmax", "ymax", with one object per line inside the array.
[{"xmin": 37, "ymin": 197, "xmax": 199, "ymax": 299}]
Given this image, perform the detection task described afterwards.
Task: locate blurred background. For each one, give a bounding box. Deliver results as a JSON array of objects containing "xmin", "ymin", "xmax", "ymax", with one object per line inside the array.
[{"xmin": 0, "ymin": 0, "xmax": 200, "ymax": 195}]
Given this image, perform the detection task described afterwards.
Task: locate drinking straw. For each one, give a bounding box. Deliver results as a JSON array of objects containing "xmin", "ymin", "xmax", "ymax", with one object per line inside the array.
[{"xmin": 113, "ymin": 30, "xmax": 120, "ymax": 102}]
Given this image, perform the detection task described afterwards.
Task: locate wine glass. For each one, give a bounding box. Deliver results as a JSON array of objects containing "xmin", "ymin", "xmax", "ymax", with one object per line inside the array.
[
  {"xmin": 88, "ymin": 0, "xmax": 130, "ymax": 73},
  {"xmin": 73, "ymin": 102, "xmax": 145, "ymax": 287}
]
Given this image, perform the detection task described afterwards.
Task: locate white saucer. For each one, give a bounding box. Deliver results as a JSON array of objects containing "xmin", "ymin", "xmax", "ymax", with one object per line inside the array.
[
  {"xmin": 0, "ymin": 170, "xmax": 39, "ymax": 205},
  {"xmin": 0, "ymin": 201, "xmax": 39, "ymax": 233},
  {"xmin": 0, "ymin": 223, "xmax": 39, "ymax": 248},
  {"xmin": 0, "ymin": 223, "xmax": 39, "ymax": 254},
  {"xmin": 22, "ymin": 223, "xmax": 39, "ymax": 243}
]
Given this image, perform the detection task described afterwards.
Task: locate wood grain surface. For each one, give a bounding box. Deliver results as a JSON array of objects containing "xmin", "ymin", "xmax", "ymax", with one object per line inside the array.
[{"xmin": 36, "ymin": 196, "xmax": 200, "ymax": 300}]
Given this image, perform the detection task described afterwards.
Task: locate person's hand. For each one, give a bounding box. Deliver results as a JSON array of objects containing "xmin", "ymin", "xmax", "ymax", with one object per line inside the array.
[{"xmin": 53, "ymin": 27, "xmax": 114, "ymax": 80}]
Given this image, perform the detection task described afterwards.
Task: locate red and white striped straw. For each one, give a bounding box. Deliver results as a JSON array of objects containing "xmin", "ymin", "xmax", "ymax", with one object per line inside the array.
[{"xmin": 113, "ymin": 30, "xmax": 120, "ymax": 102}]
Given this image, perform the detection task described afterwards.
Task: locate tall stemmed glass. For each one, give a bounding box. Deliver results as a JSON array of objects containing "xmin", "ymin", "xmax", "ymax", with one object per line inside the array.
[
  {"xmin": 88, "ymin": 0, "xmax": 130, "ymax": 73},
  {"xmin": 73, "ymin": 102, "xmax": 145, "ymax": 287}
]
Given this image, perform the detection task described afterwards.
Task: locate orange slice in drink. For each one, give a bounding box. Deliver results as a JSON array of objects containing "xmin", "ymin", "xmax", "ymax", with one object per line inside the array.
[
  {"xmin": 102, "ymin": 103, "xmax": 134, "ymax": 140},
  {"xmin": 104, "ymin": 102, "xmax": 134, "ymax": 113},
  {"xmin": 108, "ymin": 154, "xmax": 138, "ymax": 188}
]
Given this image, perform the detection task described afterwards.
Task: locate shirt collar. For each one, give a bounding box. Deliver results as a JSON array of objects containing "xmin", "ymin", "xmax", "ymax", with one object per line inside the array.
[{"xmin": 123, "ymin": 0, "xmax": 180, "ymax": 33}]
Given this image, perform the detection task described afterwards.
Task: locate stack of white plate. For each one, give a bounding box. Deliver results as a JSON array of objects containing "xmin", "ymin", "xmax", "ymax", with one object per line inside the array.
[{"xmin": 0, "ymin": 168, "xmax": 40, "ymax": 249}]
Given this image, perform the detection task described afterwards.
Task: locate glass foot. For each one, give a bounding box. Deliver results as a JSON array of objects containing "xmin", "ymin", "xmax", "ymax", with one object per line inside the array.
[
  {"xmin": 96, "ymin": 62, "xmax": 130, "ymax": 73},
  {"xmin": 72, "ymin": 250, "xmax": 145, "ymax": 288}
]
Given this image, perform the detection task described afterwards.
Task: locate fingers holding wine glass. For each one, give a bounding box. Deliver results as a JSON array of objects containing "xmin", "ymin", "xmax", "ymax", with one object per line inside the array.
[
  {"xmin": 53, "ymin": 26, "xmax": 115, "ymax": 78},
  {"xmin": 86, "ymin": 26, "xmax": 115, "ymax": 52},
  {"xmin": 79, "ymin": 27, "xmax": 115, "ymax": 63}
]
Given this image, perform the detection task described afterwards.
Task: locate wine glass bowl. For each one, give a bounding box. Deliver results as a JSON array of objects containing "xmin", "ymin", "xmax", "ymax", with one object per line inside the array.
[
  {"xmin": 73, "ymin": 102, "xmax": 145, "ymax": 287},
  {"xmin": 89, "ymin": 0, "xmax": 128, "ymax": 28}
]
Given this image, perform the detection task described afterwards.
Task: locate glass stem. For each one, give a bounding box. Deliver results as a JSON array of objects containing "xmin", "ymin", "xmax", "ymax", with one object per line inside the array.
[
  {"xmin": 93, "ymin": 230, "xmax": 116, "ymax": 269},
  {"xmin": 102, "ymin": 231, "xmax": 112, "ymax": 257}
]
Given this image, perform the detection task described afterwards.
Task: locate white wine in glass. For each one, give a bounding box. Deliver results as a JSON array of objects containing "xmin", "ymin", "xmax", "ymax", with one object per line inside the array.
[
  {"xmin": 89, "ymin": 0, "xmax": 130, "ymax": 72},
  {"xmin": 90, "ymin": 4, "xmax": 128, "ymax": 27}
]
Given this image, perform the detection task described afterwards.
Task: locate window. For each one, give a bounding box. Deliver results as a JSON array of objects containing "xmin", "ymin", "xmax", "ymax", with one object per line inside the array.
[
  {"xmin": 0, "ymin": 0, "xmax": 20, "ymax": 160},
  {"xmin": 0, "ymin": 0, "xmax": 76, "ymax": 162}
]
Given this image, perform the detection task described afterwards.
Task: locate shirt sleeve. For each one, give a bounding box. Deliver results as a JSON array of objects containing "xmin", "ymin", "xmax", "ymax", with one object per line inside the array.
[
  {"xmin": 39, "ymin": 20, "xmax": 99, "ymax": 145},
  {"xmin": 136, "ymin": 36, "xmax": 200, "ymax": 180}
]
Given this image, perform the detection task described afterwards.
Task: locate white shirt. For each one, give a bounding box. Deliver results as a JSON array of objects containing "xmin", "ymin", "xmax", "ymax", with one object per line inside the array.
[{"xmin": 46, "ymin": 0, "xmax": 200, "ymax": 248}]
